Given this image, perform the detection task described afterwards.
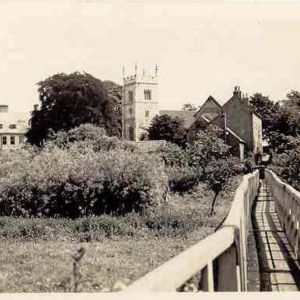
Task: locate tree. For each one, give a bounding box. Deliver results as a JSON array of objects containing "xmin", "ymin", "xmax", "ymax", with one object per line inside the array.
[
  {"xmin": 205, "ymin": 157, "xmax": 240, "ymax": 215},
  {"xmin": 103, "ymin": 80, "xmax": 122, "ymax": 137},
  {"xmin": 182, "ymin": 103, "xmax": 197, "ymax": 111},
  {"xmin": 249, "ymin": 93, "xmax": 278, "ymax": 136},
  {"xmin": 187, "ymin": 127, "xmax": 230, "ymax": 173},
  {"xmin": 147, "ymin": 114, "xmax": 187, "ymax": 147},
  {"xmin": 26, "ymin": 72, "xmax": 122, "ymax": 146},
  {"xmin": 187, "ymin": 127, "xmax": 241, "ymax": 214}
]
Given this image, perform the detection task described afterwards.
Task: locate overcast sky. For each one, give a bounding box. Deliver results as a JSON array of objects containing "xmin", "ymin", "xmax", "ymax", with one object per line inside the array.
[{"xmin": 1, "ymin": 0, "xmax": 300, "ymax": 115}]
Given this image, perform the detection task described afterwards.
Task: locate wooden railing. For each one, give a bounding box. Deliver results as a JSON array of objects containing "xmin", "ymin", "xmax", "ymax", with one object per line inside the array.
[
  {"xmin": 124, "ymin": 170, "xmax": 260, "ymax": 292},
  {"xmin": 265, "ymin": 170, "xmax": 300, "ymax": 259}
]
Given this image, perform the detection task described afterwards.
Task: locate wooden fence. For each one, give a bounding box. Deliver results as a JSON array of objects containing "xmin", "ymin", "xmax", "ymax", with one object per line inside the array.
[
  {"xmin": 265, "ymin": 170, "xmax": 300, "ymax": 259},
  {"xmin": 124, "ymin": 170, "xmax": 260, "ymax": 292}
]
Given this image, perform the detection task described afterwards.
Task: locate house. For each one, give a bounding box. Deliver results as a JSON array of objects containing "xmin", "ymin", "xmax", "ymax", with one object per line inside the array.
[
  {"xmin": 0, "ymin": 105, "xmax": 29, "ymax": 150},
  {"xmin": 122, "ymin": 66, "xmax": 263, "ymax": 160},
  {"xmin": 188, "ymin": 86, "xmax": 263, "ymax": 160}
]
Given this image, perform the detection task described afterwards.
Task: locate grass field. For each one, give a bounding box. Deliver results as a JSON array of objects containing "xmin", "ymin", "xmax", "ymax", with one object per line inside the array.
[{"xmin": 0, "ymin": 176, "xmax": 241, "ymax": 292}]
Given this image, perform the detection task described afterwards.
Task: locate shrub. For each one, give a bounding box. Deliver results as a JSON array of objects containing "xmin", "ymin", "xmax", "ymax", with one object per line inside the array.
[
  {"xmin": 166, "ymin": 166, "xmax": 200, "ymax": 193},
  {"xmin": 155, "ymin": 142, "xmax": 188, "ymax": 168},
  {"xmin": 0, "ymin": 146, "xmax": 168, "ymax": 218},
  {"xmin": 47, "ymin": 124, "xmax": 136, "ymax": 152}
]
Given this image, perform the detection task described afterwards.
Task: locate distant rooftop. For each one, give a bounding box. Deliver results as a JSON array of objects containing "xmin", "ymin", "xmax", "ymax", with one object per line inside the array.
[{"xmin": 159, "ymin": 110, "xmax": 196, "ymax": 128}]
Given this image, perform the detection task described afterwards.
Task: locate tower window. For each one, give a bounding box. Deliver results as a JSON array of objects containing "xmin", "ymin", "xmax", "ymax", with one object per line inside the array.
[
  {"xmin": 10, "ymin": 136, "xmax": 15, "ymax": 145},
  {"xmin": 144, "ymin": 90, "xmax": 152, "ymax": 100},
  {"xmin": 128, "ymin": 91, "xmax": 134, "ymax": 103},
  {"xmin": 145, "ymin": 110, "xmax": 150, "ymax": 118}
]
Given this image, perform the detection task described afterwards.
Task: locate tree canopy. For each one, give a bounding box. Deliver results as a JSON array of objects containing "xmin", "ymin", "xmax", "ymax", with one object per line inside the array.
[
  {"xmin": 249, "ymin": 93, "xmax": 278, "ymax": 136},
  {"xmin": 146, "ymin": 114, "xmax": 187, "ymax": 147},
  {"xmin": 182, "ymin": 103, "xmax": 197, "ymax": 111},
  {"xmin": 26, "ymin": 72, "xmax": 122, "ymax": 146}
]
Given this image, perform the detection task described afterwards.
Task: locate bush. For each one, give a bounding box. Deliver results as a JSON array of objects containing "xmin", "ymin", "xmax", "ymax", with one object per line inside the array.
[
  {"xmin": 47, "ymin": 124, "xmax": 136, "ymax": 152},
  {"xmin": 0, "ymin": 145, "xmax": 168, "ymax": 218},
  {"xmin": 166, "ymin": 166, "xmax": 200, "ymax": 193},
  {"xmin": 155, "ymin": 142, "xmax": 188, "ymax": 168}
]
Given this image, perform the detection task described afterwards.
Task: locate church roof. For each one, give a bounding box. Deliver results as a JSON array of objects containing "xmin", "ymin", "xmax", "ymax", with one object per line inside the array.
[{"xmin": 159, "ymin": 110, "xmax": 196, "ymax": 128}]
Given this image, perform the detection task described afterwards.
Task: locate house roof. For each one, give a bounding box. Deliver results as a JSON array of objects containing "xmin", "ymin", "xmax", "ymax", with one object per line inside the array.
[
  {"xmin": 194, "ymin": 95, "xmax": 222, "ymax": 117},
  {"xmin": 159, "ymin": 110, "xmax": 196, "ymax": 128},
  {"xmin": 226, "ymin": 127, "xmax": 246, "ymax": 143}
]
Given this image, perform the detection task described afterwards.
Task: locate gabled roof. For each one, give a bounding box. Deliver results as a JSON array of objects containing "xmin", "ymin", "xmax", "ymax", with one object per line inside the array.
[
  {"xmin": 159, "ymin": 110, "xmax": 196, "ymax": 128},
  {"xmin": 194, "ymin": 95, "xmax": 222, "ymax": 117}
]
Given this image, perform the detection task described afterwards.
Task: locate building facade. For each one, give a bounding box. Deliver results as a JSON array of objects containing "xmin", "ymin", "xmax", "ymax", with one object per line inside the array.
[
  {"xmin": 122, "ymin": 66, "xmax": 159, "ymax": 141},
  {"xmin": 0, "ymin": 105, "xmax": 29, "ymax": 150}
]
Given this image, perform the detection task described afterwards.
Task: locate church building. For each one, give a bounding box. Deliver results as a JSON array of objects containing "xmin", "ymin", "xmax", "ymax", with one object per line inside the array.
[{"xmin": 122, "ymin": 66, "xmax": 263, "ymax": 160}]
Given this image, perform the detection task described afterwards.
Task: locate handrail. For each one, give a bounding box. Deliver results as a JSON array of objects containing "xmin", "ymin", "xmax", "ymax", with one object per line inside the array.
[
  {"xmin": 124, "ymin": 170, "xmax": 260, "ymax": 292},
  {"xmin": 265, "ymin": 169, "xmax": 300, "ymax": 259}
]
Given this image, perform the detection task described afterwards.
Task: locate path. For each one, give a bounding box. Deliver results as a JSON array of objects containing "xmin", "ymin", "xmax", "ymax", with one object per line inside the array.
[{"xmin": 253, "ymin": 180, "xmax": 300, "ymax": 291}]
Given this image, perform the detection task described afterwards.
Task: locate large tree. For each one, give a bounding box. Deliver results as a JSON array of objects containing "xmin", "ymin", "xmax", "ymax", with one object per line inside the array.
[
  {"xmin": 147, "ymin": 114, "xmax": 187, "ymax": 147},
  {"xmin": 249, "ymin": 93, "xmax": 278, "ymax": 136},
  {"xmin": 26, "ymin": 72, "xmax": 122, "ymax": 146}
]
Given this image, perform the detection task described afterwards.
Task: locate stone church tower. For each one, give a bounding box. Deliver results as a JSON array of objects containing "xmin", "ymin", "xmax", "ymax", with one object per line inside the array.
[{"xmin": 122, "ymin": 65, "xmax": 159, "ymax": 141}]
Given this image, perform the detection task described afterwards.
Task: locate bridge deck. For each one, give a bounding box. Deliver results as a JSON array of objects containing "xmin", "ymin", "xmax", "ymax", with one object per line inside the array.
[{"xmin": 253, "ymin": 180, "xmax": 300, "ymax": 291}]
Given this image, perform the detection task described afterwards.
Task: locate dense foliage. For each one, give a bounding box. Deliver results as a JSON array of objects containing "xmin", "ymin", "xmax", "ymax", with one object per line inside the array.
[
  {"xmin": 147, "ymin": 114, "xmax": 187, "ymax": 147},
  {"xmin": 155, "ymin": 128, "xmax": 241, "ymax": 206},
  {"xmin": 0, "ymin": 140, "xmax": 168, "ymax": 218},
  {"xmin": 26, "ymin": 72, "xmax": 122, "ymax": 146}
]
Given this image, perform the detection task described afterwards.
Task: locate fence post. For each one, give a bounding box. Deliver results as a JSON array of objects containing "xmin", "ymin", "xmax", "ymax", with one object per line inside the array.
[
  {"xmin": 215, "ymin": 244, "xmax": 239, "ymax": 291},
  {"xmin": 199, "ymin": 261, "xmax": 214, "ymax": 291}
]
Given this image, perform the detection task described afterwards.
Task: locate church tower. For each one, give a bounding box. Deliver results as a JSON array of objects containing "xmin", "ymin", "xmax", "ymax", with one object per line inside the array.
[{"xmin": 122, "ymin": 64, "xmax": 159, "ymax": 141}]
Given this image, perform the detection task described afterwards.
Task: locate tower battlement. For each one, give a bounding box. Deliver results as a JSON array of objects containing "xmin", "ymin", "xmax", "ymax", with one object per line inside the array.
[
  {"xmin": 123, "ymin": 74, "xmax": 158, "ymax": 84},
  {"xmin": 123, "ymin": 64, "xmax": 158, "ymax": 85}
]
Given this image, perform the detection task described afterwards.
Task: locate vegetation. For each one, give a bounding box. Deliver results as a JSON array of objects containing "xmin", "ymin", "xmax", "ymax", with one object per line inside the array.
[
  {"xmin": 146, "ymin": 114, "xmax": 187, "ymax": 147},
  {"xmin": 0, "ymin": 144, "xmax": 168, "ymax": 218},
  {"xmin": 249, "ymin": 90, "xmax": 300, "ymax": 191},
  {"xmin": 26, "ymin": 72, "xmax": 122, "ymax": 146},
  {"xmin": 182, "ymin": 103, "xmax": 197, "ymax": 111},
  {"xmin": 0, "ymin": 175, "xmax": 241, "ymax": 292}
]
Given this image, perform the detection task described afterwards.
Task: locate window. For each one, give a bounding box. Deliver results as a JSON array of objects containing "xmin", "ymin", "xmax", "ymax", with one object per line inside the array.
[
  {"xmin": 129, "ymin": 108, "xmax": 133, "ymax": 115},
  {"xmin": 2, "ymin": 136, "xmax": 7, "ymax": 145},
  {"xmin": 10, "ymin": 136, "xmax": 15, "ymax": 145},
  {"xmin": 0, "ymin": 124, "xmax": 2, "ymax": 129},
  {"xmin": 128, "ymin": 91, "xmax": 134, "ymax": 103},
  {"xmin": 145, "ymin": 110, "xmax": 150, "ymax": 118},
  {"xmin": 144, "ymin": 90, "xmax": 152, "ymax": 100},
  {"xmin": 9, "ymin": 124, "xmax": 16, "ymax": 129}
]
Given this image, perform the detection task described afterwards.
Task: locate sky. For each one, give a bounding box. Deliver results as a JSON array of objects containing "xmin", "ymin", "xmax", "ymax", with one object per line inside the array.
[{"xmin": 1, "ymin": 0, "xmax": 300, "ymax": 115}]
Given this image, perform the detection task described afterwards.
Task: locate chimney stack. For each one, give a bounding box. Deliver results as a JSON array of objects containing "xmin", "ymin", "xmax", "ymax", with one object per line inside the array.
[{"xmin": 233, "ymin": 86, "xmax": 242, "ymax": 99}]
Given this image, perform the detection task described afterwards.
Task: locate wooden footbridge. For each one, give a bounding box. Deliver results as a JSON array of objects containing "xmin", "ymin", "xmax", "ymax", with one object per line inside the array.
[{"xmin": 124, "ymin": 169, "xmax": 300, "ymax": 292}]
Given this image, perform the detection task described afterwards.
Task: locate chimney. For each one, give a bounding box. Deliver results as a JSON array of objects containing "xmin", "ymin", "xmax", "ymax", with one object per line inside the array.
[
  {"xmin": 0, "ymin": 105, "xmax": 8, "ymax": 113},
  {"xmin": 33, "ymin": 104, "xmax": 39, "ymax": 111},
  {"xmin": 233, "ymin": 86, "xmax": 242, "ymax": 99}
]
